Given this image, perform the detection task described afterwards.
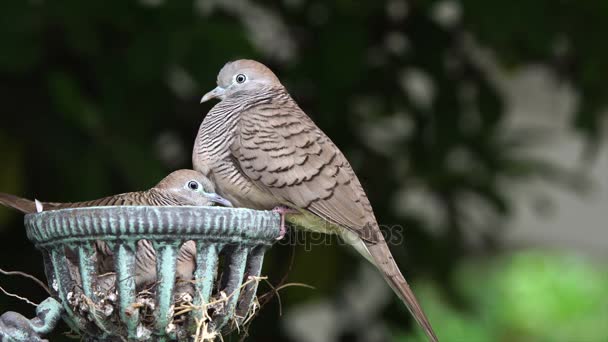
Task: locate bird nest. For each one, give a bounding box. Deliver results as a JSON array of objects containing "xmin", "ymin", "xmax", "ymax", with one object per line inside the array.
[
  {"xmin": 24, "ymin": 206, "xmax": 280, "ymax": 341},
  {"xmin": 66, "ymin": 271, "xmax": 265, "ymax": 341}
]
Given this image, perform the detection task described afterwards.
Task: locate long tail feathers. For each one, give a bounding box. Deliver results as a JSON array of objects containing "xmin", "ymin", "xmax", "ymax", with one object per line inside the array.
[
  {"xmin": 0, "ymin": 192, "xmax": 37, "ymax": 214},
  {"xmin": 366, "ymin": 240, "xmax": 438, "ymax": 342}
]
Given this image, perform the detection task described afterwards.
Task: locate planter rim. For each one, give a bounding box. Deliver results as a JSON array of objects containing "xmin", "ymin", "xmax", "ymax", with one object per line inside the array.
[{"xmin": 24, "ymin": 206, "xmax": 281, "ymax": 247}]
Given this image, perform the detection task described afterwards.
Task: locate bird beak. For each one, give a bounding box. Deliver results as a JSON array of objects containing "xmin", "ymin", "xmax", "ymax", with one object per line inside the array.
[
  {"xmin": 201, "ymin": 86, "xmax": 225, "ymax": 103},
  {"xmin": 208, "ymin": 193, "xmax": 233, "ymax": 207}
]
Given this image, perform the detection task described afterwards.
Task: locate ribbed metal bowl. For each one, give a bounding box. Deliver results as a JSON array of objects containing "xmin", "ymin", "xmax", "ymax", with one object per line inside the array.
[{"xmin": 23, "ymin": 206, "xmax": 280, "ymax": 341}]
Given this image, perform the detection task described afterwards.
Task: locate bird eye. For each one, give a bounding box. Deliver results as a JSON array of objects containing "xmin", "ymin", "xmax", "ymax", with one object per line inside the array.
[
  {"xmin": 235, "ymin": 74, "xmax": 247, "ymax": 84},
  {"xmin": 187, "ymin": 181, "xmax": 200, "ymax": 191}
]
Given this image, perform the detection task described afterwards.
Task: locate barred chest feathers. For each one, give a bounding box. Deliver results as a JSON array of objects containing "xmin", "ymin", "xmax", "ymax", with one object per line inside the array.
[{"xmin": 193, "ymin": 100, "xmax": 279, "ymax": 210}]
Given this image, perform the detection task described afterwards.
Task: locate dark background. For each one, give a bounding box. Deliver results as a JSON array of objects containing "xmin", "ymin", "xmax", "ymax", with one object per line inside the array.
[{"xmin": 1, "ymin": 1, "xmax": 607, "ymax": 341}]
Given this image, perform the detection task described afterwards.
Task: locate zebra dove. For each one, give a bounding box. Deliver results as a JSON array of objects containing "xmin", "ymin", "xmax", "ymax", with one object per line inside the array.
[
  {"xmin": 0, "ymin": 169, "xmax": 233, "ymax": 288},
  {"xmin": 194, "ymin": 60, "xmax": 438, "ymax": 341}
]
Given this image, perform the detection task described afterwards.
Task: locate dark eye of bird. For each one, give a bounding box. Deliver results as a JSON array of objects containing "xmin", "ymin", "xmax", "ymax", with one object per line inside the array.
[
  {"xmin": 187, "ymin": 181, "xmax": 199, "ymax": 190},
  {"xmin": 236, "ymin": 74, "xmax": 246, "ymax": 84}
]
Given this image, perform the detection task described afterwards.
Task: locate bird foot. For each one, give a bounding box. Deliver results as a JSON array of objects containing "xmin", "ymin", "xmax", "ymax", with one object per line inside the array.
[{"xmin": 272, "ymin": 206, "xmax": 297, "ymax": 240}]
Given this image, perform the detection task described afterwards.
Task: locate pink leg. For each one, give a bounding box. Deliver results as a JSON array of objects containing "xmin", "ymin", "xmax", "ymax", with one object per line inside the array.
[{"xmin": 272, "ymin": 206, "xmax": 297, "ymax": 240}]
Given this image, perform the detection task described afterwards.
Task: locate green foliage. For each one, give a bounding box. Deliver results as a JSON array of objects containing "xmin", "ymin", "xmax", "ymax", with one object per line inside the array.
[
  {"xmin": 461, "ymin": 0, "xmax": 608, "ymax": 140},
  {"xmin": 401, "ymin": 251, "xmax": 608, "ymax": 342}
]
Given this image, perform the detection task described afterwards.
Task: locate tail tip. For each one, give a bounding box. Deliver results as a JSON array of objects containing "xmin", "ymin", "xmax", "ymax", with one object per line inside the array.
[{"xmin": 34, "ymin": 199, "xmax": 44, "ymax": 213}]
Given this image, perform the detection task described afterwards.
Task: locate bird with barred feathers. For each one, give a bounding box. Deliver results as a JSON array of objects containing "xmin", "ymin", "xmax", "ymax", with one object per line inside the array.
[
  {"xmin": 0, "ymin": 169, "xmax": 233, "ymax": 288},
  {"xmin": 194, "ymin": 59, "xmax": 438, "ymax": 341}
]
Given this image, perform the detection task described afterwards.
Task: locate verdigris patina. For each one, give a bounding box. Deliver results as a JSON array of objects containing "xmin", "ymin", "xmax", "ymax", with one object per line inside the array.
[
  {"xmin": 0, "ymin": 206, "xmax": 280, "ymax": 341},
  {"xmin": 0, "ymin": 297, "xmax": 63, "ymax": 342}
]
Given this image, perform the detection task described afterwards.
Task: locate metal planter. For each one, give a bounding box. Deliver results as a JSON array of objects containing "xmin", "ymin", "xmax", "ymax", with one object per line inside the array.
[{"xmin": 1, "ymin": 206, "xmax": 280, "ymax": 341}]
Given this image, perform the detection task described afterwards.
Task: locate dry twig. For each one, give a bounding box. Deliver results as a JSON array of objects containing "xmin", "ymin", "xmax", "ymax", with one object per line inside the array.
[
  {"xmin": 0, "ymin": 284, "xmax": 39, "ymax": 307},
  {"xmin": 0, "ymin": 267, "xmax": 51, "ymax": 294}
]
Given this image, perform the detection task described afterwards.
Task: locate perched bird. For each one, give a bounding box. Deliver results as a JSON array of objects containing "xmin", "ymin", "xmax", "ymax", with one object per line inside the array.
[
  {"xmin": 195, "ymin": 60, "xmax": 438, "ymax": 341},
  {"xmin": 0, "ymin": 169, "xmax": 233, "ymax": 288}
]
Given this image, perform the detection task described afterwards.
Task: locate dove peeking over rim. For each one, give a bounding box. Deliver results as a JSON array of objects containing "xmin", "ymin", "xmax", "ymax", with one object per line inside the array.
[
  {"xmin": 0, "ymin": 169, "xmax": 233, "ymax": 288},
  {"xmin": 194, "ymin": 59, "xmax": 438, "ymax": 341}
]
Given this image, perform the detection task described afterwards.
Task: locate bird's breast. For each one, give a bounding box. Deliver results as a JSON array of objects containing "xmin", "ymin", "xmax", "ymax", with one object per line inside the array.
[
  {"xmin": 212, "ymin": 164, "xmax": 280, "ymax": 210},
  {"xmin": 193, "ymin": 103, "xmax": 281, "ymax": 210}
]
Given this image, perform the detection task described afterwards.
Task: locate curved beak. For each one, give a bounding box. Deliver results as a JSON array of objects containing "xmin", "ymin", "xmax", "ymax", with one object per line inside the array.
[
  {"xmin": 201, "ymin": 86, "xmax": 225, "ymax": 103},
  {"xmin": 208, "ymin": 193, "xmax": 233, "ymax": 207}
]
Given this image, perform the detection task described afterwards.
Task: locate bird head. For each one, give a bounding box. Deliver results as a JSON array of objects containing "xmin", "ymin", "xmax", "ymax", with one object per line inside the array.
[
  {"xmin": 200, "ymin": 59, "xmax": 281, "ymax": 103},
  {"xmin": 157, "ymin": 170, "xmax": 233, "ymax": 207}
]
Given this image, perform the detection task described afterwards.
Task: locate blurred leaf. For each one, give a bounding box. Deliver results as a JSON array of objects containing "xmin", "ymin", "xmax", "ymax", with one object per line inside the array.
[
  {"xmin": 47, "ymin": 71, "xmax": 103, "ymax": 136},
  {"xmin": 399, "ymin": 251, "xmax": 608, "ymax": 342}
]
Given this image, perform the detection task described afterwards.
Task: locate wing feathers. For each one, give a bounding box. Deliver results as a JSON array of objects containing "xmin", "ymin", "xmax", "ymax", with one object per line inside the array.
[{"xmin": 232, "ymin": 98, "xmax": 379, "ymax": 243}]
